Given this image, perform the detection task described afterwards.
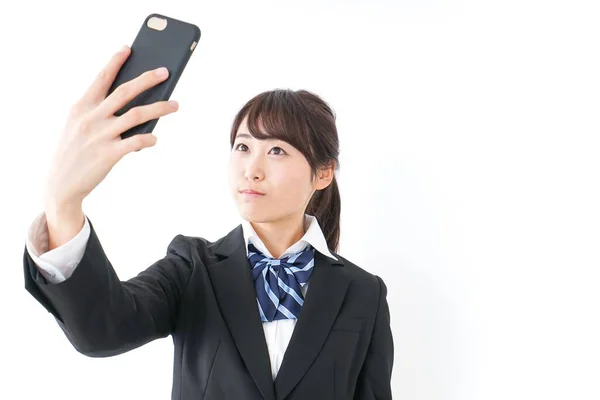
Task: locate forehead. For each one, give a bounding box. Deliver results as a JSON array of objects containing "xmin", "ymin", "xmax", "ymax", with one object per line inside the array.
[
  {"xmin": 237, "ymin": 115, "xmax": 269, "ymax": 132},
  {"xmin": 234, "ymin": 118, "xmax": 249, "ymax": 140},
  {"xmin": 237, "ymin": 117, "xmax": 248, "ymax": 131},
  {"xmin": 235, "ymin": 117, "xmax": 272, "ymax": 140}
]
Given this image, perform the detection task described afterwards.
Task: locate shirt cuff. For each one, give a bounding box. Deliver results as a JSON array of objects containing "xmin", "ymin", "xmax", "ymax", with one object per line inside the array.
[{"xmin": 25, "ymin": 211, "xmax": 91, "ymax": 283}]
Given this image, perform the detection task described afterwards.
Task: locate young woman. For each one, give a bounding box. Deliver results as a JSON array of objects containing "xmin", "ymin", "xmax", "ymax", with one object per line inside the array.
[{"xmin": 23, "ymin": 45, "xmax": 394, "ymax": 399}]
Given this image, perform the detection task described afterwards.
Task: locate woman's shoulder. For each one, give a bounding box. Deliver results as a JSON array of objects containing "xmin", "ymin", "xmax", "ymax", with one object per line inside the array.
[
  {"xmin": 166, "ymin": 233, "xmax": 225, "ymax": 259},
  {"xmin": 331, "ymin": 251, "xmax": 386, "ymax": 290},
  {"xmin": 165, "ymin": 224, "xmax": 243, "ymax": 262}
]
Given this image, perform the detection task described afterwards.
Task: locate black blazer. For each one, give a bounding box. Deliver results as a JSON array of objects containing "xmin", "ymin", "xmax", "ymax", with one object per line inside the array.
[{"xmin": 23, "ymin": 217, "xmax": 394, "ymax": 399}]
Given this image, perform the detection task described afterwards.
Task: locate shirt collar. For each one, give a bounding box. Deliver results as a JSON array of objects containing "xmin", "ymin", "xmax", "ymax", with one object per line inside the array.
[{"xmin": 241, "ymin": 214, "xmax": 338, "ymax": 261}]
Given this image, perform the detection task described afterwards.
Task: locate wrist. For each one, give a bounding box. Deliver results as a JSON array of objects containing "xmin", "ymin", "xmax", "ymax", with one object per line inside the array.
[{"xmin": 44, "ymin": 201, "xmax": 85, "ymax": 250}]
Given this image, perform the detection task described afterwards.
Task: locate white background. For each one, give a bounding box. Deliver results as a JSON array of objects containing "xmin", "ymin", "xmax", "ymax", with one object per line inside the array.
[{"xmin": 1, "ymin": 0, "xmax": 599, "ymax": 399}]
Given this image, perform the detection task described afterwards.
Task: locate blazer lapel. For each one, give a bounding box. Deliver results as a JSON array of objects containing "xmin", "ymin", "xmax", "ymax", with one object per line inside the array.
[
  {"xmin": 273, "ymin": 250, "xmax": 350, "ymax": 400},
  {"xmin": 209, "ymin": 225, "xmax": 276, "ymax": 400}
]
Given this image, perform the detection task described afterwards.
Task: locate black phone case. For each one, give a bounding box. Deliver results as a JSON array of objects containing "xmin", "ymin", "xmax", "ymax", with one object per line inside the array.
[{"xmin": 107, "ymin": 13, "xmax": 201, "ymax": 140}]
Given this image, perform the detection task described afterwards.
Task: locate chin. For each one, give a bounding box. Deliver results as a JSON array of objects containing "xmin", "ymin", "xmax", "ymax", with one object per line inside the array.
[
  {"xmin": 240, "ymin": 205, "xmax": 303, "ymax": 226},
  {"xmin": 239, "ymin": 204, "xmax": 293, "ymax": 225},
  {"xmin": 237, "ymin": 205, "xmax": 269, "ymax": 222}
]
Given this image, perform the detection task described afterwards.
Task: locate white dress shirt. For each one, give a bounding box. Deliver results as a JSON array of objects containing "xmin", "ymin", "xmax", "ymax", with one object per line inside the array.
[{"xmin": 25, "ymin": 212, "xmax": 338, "ymax": 380}]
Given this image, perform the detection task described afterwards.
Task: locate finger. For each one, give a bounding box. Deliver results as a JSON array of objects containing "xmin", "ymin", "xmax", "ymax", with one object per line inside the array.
[
  {"xmin": 78, "ymin": 45, "xmax": 131, "ymax": 107},
  {"xmin": 106, "ymin": 100, "xmax": 179, "ymax": 139},
  {"xmin": 115, "ymin": 133, "xmax": 158, "ymax": 158},
  {"xmin": 96, "ymin": 67, "xmax": 170, "ymax": 118}
]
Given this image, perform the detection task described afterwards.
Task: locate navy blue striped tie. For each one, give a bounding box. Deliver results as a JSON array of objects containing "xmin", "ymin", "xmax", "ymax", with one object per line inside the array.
[{"xmin": 247, "ymin": 242, "xmax": 315, "ymax": 322}]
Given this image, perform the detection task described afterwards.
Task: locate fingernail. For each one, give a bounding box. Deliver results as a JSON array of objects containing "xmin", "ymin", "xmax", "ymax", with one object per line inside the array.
[
  {"xmin": 119, "ymin": 45, "xmax": 129, "ymax": 53},
  {"xmin": 155, "ymin": 67, "xmax": 168, "ymax": 77},
  {"xmin": 169, "ymin": 100, "xmax": 179, "ymax": 109}
]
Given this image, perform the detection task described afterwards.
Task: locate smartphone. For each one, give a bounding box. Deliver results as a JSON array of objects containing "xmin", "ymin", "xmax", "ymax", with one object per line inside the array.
[{"xmin": 107, "ymin": 13, "xmax": 201, "ymax": 140}]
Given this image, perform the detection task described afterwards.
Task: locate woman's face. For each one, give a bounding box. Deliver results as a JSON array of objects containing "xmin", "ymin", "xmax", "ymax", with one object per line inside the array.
[{"xmin": 228, "ymin": 117, "xmax": 319, "ymax": 223}]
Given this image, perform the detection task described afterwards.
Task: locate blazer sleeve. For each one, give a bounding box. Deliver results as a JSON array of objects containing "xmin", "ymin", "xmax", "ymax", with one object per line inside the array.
[
  {"xmin": 22, "ymin": 216, "xmax": 193, "ymax": 358},
  {"xmin": 354, "ymin": 275, "xmax": 394, "ymax": 399}
]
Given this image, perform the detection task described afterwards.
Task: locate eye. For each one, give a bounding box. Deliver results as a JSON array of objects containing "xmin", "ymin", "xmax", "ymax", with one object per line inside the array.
[
  {"xmin": 234, "ymin": 143, "xmax": 287, "ymax": 155},
  {"xmin": 270, "ymin": 146, "xmax": 287, "ymax": 155},
  {"xmin": 235, "ymin": 143, "xmax": 248, "ymax": 151}
]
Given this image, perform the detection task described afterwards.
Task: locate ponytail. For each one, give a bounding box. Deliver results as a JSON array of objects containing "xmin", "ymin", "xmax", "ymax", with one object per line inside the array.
[{"xmin": 306, "ymin": 176, "xmax": 341, "ymax": 253}]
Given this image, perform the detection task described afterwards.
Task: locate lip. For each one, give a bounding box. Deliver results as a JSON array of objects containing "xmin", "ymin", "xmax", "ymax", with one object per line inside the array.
[{"xmin": 240, "ymin": 189, "xmax": 265, "ymax": 195}]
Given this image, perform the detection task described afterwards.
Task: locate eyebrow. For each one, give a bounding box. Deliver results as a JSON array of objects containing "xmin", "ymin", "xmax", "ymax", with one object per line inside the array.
[
  {"xmin": 235, "ymin": 133, "xmax": 279, "ymax": 142},
  {"xmin": 233, "ymin": 134, "xmax": 290, "ymax": 152}
]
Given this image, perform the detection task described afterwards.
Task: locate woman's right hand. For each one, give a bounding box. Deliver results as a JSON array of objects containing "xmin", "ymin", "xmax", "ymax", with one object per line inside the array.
[{"xmin": 43, "ymin": 45, "xmax": 180, "ymax": 212}]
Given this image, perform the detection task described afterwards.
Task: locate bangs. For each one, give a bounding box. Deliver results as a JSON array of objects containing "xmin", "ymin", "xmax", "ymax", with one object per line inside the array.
[{"xmin": 230, "ymin": 90, "xmax": 316, "ymax": 163}]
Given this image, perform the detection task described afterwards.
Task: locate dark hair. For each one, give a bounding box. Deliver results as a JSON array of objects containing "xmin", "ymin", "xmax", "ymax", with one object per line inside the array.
[{"xmin": 229, "ymin": 89, "xmax": 341, "ymax": 252}]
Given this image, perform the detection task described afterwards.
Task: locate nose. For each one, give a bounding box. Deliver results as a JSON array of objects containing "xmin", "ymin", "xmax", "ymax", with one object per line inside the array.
[{"xmin": 244, "ymin": 155, "xmax": 265, "ymax": 181}]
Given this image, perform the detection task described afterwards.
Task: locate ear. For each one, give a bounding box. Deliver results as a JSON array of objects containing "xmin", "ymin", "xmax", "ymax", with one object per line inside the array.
[{"xmin": 314, "ymin": 161, "xmax": 336, "ymax": 191}]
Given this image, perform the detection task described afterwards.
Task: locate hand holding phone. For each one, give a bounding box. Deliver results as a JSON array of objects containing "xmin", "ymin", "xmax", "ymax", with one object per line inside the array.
[{"xmin": 44, "ymin": 14, "xmax": 200, "ymax": 214}]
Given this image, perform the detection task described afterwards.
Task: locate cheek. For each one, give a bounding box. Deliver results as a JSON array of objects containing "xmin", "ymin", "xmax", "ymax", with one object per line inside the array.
[
  {"xmin": 227, "ymin": 160, "xmax": 239, "ymax": 192},
  {"xmin": 272, "ymin": 165, "xmax": 312, "ymax": 200}
]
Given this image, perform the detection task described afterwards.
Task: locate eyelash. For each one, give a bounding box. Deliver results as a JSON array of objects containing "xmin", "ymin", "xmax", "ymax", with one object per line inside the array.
[{"xmin": 235, "ymin": 143, "xmax": 287, "ymax": 155}]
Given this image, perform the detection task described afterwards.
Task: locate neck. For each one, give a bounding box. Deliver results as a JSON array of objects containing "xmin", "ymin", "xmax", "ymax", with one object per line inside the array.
[{"xmin": 251, "ymin": 213, "xmax": 306, "ymax": 259}]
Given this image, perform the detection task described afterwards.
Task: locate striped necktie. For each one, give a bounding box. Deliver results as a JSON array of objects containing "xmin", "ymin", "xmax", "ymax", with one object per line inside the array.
[{"xmin": 247, "ymin": 242, "xmax": 315, "ymax": 322}]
